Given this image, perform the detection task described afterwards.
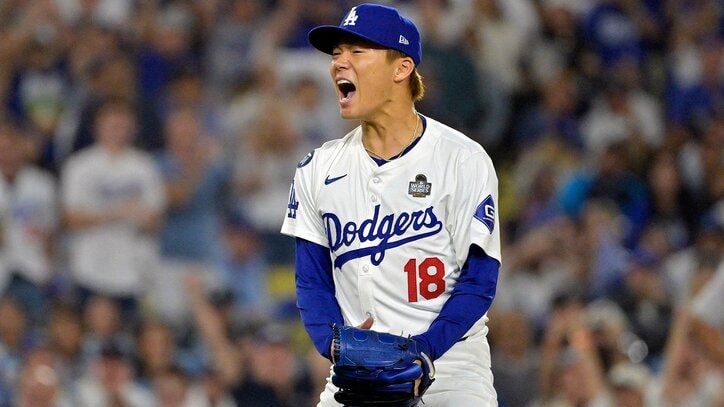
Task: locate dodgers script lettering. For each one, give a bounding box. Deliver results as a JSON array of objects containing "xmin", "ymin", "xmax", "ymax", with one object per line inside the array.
[{"xmin": 323, "ymin": 205, "xmax": 443, "ymax": 269}]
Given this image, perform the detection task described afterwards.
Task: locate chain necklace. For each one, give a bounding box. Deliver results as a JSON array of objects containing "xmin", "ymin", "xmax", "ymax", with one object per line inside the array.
[{"xmin": 364, "ymin": 114, "xmax": 421, "ymax": 161}]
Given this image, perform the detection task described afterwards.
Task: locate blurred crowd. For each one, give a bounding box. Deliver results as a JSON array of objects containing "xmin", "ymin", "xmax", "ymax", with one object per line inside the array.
[{"xmin": 0, "ymin": 0, "xmax": 721, "ymax": 406}]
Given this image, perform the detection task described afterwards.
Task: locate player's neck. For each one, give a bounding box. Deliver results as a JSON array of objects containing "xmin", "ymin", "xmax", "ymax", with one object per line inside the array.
[{"xmin": 361, "ymin": 107, "xmax": 420, "ymax": 161}]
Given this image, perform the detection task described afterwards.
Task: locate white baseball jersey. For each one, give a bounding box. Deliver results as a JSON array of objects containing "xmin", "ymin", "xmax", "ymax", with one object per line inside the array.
[
  {"xmin": 62, "ymin": 146, "xmax": 166, "ymax": 296},
  {"xmin": 281, "ymin": 116, "xmax": 501, "ymax": 338}
]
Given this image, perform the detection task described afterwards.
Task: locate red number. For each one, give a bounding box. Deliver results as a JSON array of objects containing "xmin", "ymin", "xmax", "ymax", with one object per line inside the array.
[
  {"xmin": 404, "ymin": 259, "xmax": 418, "ymax": 302},
  {"xmin": 403, "ymin": 257, "xmax": 446, "ymax": 302},
  {"xmin": 419, "ymin": 258, "xmax": 445, "ymax": 299}
]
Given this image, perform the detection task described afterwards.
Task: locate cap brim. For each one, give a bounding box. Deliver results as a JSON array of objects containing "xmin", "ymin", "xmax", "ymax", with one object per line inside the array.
[{"xmin": 308, "ymin": 25, "xmax": 386, "ymax": 55}]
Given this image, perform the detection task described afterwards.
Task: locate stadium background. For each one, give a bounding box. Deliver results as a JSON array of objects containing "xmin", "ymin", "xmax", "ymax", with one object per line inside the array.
[{"xmin": 0, "ymin": 0, "xmax": 721, "ymax": 406}]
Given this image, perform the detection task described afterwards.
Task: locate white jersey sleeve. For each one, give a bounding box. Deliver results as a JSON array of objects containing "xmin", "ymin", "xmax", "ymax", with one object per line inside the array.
[{"xmin": 450, "ymin": 151, "xmax": 501, "ymax": 266}]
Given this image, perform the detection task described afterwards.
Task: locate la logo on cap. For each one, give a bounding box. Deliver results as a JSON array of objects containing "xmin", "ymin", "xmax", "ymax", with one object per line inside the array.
[{"xmin": 343, "ymin": 7, "xmax": 358, "ymax": 26}]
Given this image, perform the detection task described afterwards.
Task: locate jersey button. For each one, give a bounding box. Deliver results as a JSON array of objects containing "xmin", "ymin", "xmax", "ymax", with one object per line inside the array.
[
  {"xmin": 371, "ymin": 195, "xmax": 378, "ymax": 202},
  {"xmin": 373, "ymin": 177, "xmax": 381, "ymax": 184},
  {"xmin": 362, "ymin": 265, "xmax": 370, "ymax": 273}
]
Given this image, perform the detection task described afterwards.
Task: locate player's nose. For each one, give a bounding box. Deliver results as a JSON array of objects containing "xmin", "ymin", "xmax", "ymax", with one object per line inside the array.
[{"xmin": 332, "ymin": 53, "xmax": 351, "ymax": 70}]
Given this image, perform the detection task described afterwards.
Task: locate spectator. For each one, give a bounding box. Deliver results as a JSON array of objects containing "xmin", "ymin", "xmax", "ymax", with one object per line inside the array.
[
  {"xmin": 150, "ymin": 364, "xmax": 237, "ymax": 407},
  {"xmin": 158, "ymin": 68, "xmax": 225, "ymax": 145},
  {"xmin": 184, "ymin": 274, "xmax": 286, "ymax": 406},
  {"xmin": 535, "ymin": 295, "xmax": 613, "ymax": 407},
  {"xmin": 65, "ymin": 54, "xmax": 163, "ymax": 155},
  {"xmin": 45, "ymin": 302, "xmax": 85, "ymax": 389},
  {"xmin": 61, "ymin": 98, "xmax": 166, "ymax": 319},
  {"xmin": 466, "ymin": 0, "xmax": 526, "ymax": 94},
  {"xmin": 581, "ymin": 76, "xmax": 663, "ymax": 158},
  {"xmin": 0, "ymin": 296, "xmax": 37, "ymax": 405},
  {"xmin": 79, "ymin": 295, "xmax": 135, "ymax": 367},
  {"xmin": 581, "ymin": 0, "xmax": 650, "ymax": 69},
  {"xmin": 204, "ymin": 0, "xmax": 268, "ymax": 98},
  {"xmin": 149, "ymin": 108, "xmax": 229, "ymax": 326},
  {"xmin": 644, "ymin": 148, "xmax": 700, "ymax": 250},
  {"xmin": 5, "ymin": 35, "xmax": 69, "ymax": 169},
  {"xmin": 0, "ymin": 122, "xmax": 57, "ymax": 324},
  {"xmin": 494, "ymin": 216, "xmax": 584, "ymax": 324},
  {"xmin": 136, "ymin": 3, "xmax": 199, "ymax": 104},
  {"xmin": 584, "ymin": 299, "xmax": 636, "ymax": 370},
  {"xmin": 14, "ymin": 346, "xmax": 73, "ymax": 407},
  {"xmin": 489, "ymin": 309, "xmax": 538, "ymax": 407},
  {"xmin": 304, "ymin": 347, "xmax": 332, "ymax": 407},
  {"xmin": 677, "ymin": 117, "xmax": 724, "ymax": 212},
  {"xmin": 279, "ymin": 0, "xmax": 340, "ymax": 50},
  {"xmin": 232, "ymin": 98, "xmax": 308, "ymax": 264},
  {"xmin": 514, "ymin": 69, "xmax": 583, "ymax": 150},
  {"xmin": 135, "ymin": 320, "xmax": 177, "ymax": 389},
  {"xmin": 664, "ymin": 213, "xmax": 723, "ymax": 306},
  {"xmin": 245, "ymin": 322, "xmax": 314, "ymax": 407},
  {"xmin": 525, "ymin": 2, "xmax": 584, "ymax": 89},
  {"xmin": 606, "ymin": 362, "xmax": 651, "ymax": 407},
  {"xmin": 184, "ymin": 368, "xmax": 237, "ymax": 407},
  {"xmin": 223, "ymin": 66, "xmax": 280, "ymax": 146},
  {"xmin": 74, "ymin": 340, "xmax": 154, "ymax": 407},
  {"xmin": 219, "ymin": 215, "xmax": 272, "ymax": 322},
  {"xmin": 420, "ymin": 33, "xmax": 508, "ymax": 149},
  {"xmin": 576, "ymin": 201, "xmax": 631, "ymax": 298},
  {"xmin": 667, "ymin": 23, "xmax": 722, "ymax": 135},
  {"xmin": 559, "ymin": 142, "xmax": 650, "ymax": 247},
  {"xmin": 152, "ymin": 366, "xmax": 189, "ymax": 407},
  {"xmin": 611, "ymin": 251, "xmax": 673, "ymax": 361}
]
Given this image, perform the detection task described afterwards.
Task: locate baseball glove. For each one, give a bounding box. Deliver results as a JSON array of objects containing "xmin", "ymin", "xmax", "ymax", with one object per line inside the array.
[{"xmin": 331, "ymin": 325, "xmax": 435, "ymax": 407}]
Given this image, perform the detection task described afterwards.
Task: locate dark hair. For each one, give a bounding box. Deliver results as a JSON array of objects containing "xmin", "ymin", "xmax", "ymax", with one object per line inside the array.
[{"xmin": 94, "ymin": 96, "xmax": 135, "ymax": 123}]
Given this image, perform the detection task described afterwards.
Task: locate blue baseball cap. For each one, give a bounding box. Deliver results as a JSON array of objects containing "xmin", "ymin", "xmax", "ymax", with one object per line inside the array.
[{"xmin": 308, "ymin": 3, "xmax": 422, "ymax": 66}]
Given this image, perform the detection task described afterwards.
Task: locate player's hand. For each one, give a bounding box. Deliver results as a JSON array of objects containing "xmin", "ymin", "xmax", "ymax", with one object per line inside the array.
[
  {"xmin": 357, "ymin": 317, "xmax": 374, "ymax": 330},
  {"xmin": 413, "ymin": 359, "xmax": 423, "ymax": 396}
]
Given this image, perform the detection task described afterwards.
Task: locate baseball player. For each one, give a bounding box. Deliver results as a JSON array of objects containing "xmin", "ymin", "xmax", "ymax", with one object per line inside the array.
[{"xmin": 281, "ymin": 3, "xmax": 500, "ymax": 406}]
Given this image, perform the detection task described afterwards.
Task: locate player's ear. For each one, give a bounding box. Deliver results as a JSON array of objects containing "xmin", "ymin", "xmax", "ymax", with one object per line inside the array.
[{"xmin": 393, "ymin": 57, "xmax": 415, "ymax": 83}]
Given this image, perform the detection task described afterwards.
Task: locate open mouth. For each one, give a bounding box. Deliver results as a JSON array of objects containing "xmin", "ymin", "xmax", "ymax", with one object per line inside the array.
[{"xmin": 336, "ymin": 79, "xmax": 356, "ymax": 103}]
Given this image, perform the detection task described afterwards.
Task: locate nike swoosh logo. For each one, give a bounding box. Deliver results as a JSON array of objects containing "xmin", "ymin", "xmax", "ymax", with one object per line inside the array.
[{"xmin": 324, "ymin": 174, "xmax": 347, "ymax": 185}]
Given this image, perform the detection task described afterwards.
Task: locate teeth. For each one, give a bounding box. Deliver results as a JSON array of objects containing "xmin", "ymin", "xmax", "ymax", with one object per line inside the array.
[{"xmin": 337, "ymin": 79, "xmax": 352, "ymax": 86}]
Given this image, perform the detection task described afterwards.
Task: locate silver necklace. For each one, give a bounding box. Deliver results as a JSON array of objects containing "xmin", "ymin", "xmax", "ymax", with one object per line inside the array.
[{"xmin": 364, "ymin": 114, "xmax": 421, "ymax": 161}]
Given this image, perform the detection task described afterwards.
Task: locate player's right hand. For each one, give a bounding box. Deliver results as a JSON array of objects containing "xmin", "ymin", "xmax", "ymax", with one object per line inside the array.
[{"xmin": 357, "ymin": 317, "xmax": 374, "ymax": 330}]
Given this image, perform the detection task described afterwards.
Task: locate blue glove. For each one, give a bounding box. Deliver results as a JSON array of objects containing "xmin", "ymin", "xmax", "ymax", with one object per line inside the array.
[{"xmin": 331, "ymin": 325, "xmax": 435, "ymax": 407}]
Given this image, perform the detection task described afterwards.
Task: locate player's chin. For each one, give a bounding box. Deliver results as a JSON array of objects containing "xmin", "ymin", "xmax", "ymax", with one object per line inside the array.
[
  {"xmin": 338, "ymin": 106, "xmax": 359, "ymax": 120},
  {"xmin": 337, "ymin": 94, "xmax": 360, "ymax": 117}
]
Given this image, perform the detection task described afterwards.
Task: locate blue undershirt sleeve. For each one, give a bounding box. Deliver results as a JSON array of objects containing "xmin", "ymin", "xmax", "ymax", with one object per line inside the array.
[
  {"xmin": 412, "ymin": 245, "xmax": 499, "ymax": 361},
  {"xmin": 295, "ymin": 237, "xmax": 344, "ymax": 361}
]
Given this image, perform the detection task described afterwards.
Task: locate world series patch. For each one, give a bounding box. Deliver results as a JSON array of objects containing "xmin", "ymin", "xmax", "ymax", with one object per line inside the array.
[{"xmin": 408, "ymin": 174, "xmax": 431, "ymax": 197}]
